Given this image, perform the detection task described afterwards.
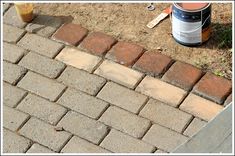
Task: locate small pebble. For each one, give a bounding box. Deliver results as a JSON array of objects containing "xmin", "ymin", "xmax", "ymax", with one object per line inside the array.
[
  {"xmin": 157, "ymin": 47, "xmax": 163, "ymax": 51},
  {"xmin": 54, "ymin": 126, "xmax": 64, "ymax": 131}
]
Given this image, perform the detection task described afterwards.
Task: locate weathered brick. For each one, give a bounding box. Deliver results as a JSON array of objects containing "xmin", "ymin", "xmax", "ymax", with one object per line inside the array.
[
  {"xmin": 224, "ymin": 94, "xmax": 232, "ymax": 106},
  {"xmin": 183, "ymin": 118, "xmax": 207, "ymax": 137},
  {"xmin": 3, "ymin": 128, "xmax": 31, "ymax": 153},
  {"xmin": 56, "ymin": 47, "xmax": 101, "ymax": 73},
  {"xmin": 57, "ymin": 88, "xmax": 108, "ymax": 119},
  {"xmin": 99, "ymin": 106, "xmax": 150, "ymax": 138},
  {"xmin": 80, "ymin": 32, "xmax": 117, "ymax": 56},
  {"xmin": 19, "ymin": 117, "xmax": 71, "ymax": 152},
  {"xmin": 179, "ymin": 93, "xmax": 224, "ymax": 121},
  {"xmin": 162, "ymin": 61, "xmax": 203, "ymax": 91},
  {"xmin": 136, "ymin": 76, "xmax": 187, "ymax": 107},
  {"xmin": 26, "ymin": 15, "xmax": 62, "ymax": 37},
  {"xmin": 58, "ymin": 66, "xmax": 106, "ymax": 95},
  {"xmin": 3, "ymin": 82, "xmax": 27, "ymax": 107},
  {"xmin": 61, "ymin": 136, "xmax": 110, "ymax": 153},
  {"xmin": 100, "ymin": 129, "xmax": 155, "ymax": 153},
  {"xmin": 17, "ymin": 71, "xmax": 66, "ymax": 101},
  {"xmin": 94, "ymin": 60, "xmax": 143, "ymax": 89},
  {"xmin": 142, "ymin": 124, "xmax": 188, "ymax": 152},
  {"xmin": 106, "ymin": 41, "xmax": 144, "ymax": 66},
  {"xmin": 57, "ymin": 111, "xmax": 108, "ymax": 144},
  {"xmin": 3, "ymin": 3, "xmax": 11, "ymax": 14},
  {"xmin": 193, "ymin": 73, "xmax": 232, "ymax": 104},
  {"xmin": 97, "ymin": 82, "xmax": 147, "ymax": 113},
  {"xmin": 3, "ymin": 105, "xmax": 29, "ymax": 131},
  {"xmin": 19, "ymin": 52, "xmax": 65, "ymax": 78},
  {"xmin": 3, "ymin": 6, "xmax": 27, "ymax": 28},
  {"xmin": 133, "ymin": 51, "xmax": 173, "ymax": 77},
  {"xmin": 3, "ymin": 24, "xmax": 25, "ymax": 43},
  {"xmin": 3, "ymin": 61, "xmax": 27, "ymax": 85},
  {"xmin": 140, "ymin": 99, "xmax": 192, "ymax": 133},
  {"xmin": 27, "ymin": 143, "xmax": 55, "ymax": 153},
  {"xmin": 3, "ymin": 42, "xmax": 26, "ymax": 63},
  {"xmin": 17, "ymin": 94, "xmax": 67, "ymax": 125},
  {"xmin": 17, "ymin": 33, "xmax": 63, "ymax": 58},
  {"xmin": 53, "ymin": 23, "xmax": 88, "ymax": 45}
]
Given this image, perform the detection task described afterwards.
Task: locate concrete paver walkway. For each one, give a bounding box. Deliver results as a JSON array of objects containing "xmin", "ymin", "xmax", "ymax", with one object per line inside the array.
[{"xmin": 2, "ymin": 4, "xmax": 232, "ymax": 153}]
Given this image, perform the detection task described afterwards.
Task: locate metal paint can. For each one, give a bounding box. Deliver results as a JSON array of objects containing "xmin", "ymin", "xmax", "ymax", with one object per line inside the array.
[{"xmin": 172, "ymin": 3, "xmax": 211, "ymax": 46}]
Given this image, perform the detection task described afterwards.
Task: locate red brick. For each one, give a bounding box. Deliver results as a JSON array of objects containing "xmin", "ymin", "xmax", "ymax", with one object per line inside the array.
[
  {"xmin": 133, "ymin": 51, "xmax": 173, "ymax": 77},
  {"xmin": 106, "ymin": 42, "xmax": 144, "ymax": 66},
  {"xmin": 224, "ymin": 94, "xmax": 232, "ymax": 106},
  {"xmin": 193, "ymin": 73, "xmax": 232, "ymax": 104},
  {"xmin": 162, "ymin": 61, "xmax": 203, "ymax": 91},
  {"xmin": 53, "ymin": 23, "xmax": 88, "ymax": 46},
  {"xmin": 80, "ymin": 32, "xmax": 117, "ymax": 56}
]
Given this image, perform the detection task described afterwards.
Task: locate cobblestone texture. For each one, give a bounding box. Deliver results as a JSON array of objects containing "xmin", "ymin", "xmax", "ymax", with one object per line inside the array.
[
  {"xmin": 3, "ymin": 24, "xmax": 25, "ymax": 43},
  {"xmin": 3, "ymin": 42, "xmax": 26, "ymax": 63}
]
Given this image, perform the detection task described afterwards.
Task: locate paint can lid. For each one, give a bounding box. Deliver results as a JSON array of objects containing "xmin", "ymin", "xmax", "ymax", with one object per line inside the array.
[{"xmin": 175, "ymin": 3, "xmax": 209, "ymax": 11}]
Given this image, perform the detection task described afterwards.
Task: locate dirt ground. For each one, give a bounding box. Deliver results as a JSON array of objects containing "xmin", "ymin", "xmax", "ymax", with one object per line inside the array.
[{"xmin": 34, "ymin": 3, "xmax": 232, "ymax": 79}]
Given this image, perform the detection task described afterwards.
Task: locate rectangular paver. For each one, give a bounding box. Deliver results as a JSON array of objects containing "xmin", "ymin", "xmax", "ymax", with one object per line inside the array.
[
  {"xmin": 3, "ymin": 42, "xmax": 26, "ymax": 63},
  {"xmin": 99, "ymin": 106, "xmax": 150, "ymax": 138},
  {"xmin": 19, "ymin": 52, "xmax": 66, "ymax": 78},
  {"xmin": 3, "ymin": 105, "xmax": 29, "ymax": 131},
  {"xmin": 17, "ymin": 33, "xmax": 64, "ymax": 58},
  {"xmin": 136, "ymin": 76, "xmax": 187, "ymax": 107},
  {"xmin": 97, "ymin": 82, "xmax": 147, "ymax": 113},
  {"xmin": 3, "ymin": 6, "xmax": 27, "ymax": 28},
  {"xmin": 3, "ymin": 24, "xmax": 25, "ymax": 43},
  {"xmin": 183, "ymin": 118, "xmax": 207, "ymax": 137},
  {"xmin": 100, "ymin": 129, "xmax": 155, "ymax": 153},
  {"xmin": 3, "ymin": 82, "xmax": 27, "ymax": 107},
  {"xmin": 17, "ymin": 71, "xmax": 66, "ymax": 101},
  {"xmin": 61, "ymin": 136, "xmax": 110, "ymax": 153},
  {"xmin": 142, "ymin": 124, "xmax": 188, "ymax": 152},
  {"xmin": 94, "ymin": 60, "xmax": 143, "ymax": 89},
  {"xmin": 19, "ymin": 117, "xmax": 71, "ymax": 152},
  {"xmin": 58, "ymin": 66, "xmax": 106, "ymax": 95},
  {"xmin": 3, "ymin": 128, "xmax": 31, "ymax": 153},
  {"xmin": 17, "ymin": 94, "xmax": 67, "ymax": 125},
  {"xmin": 3, "ymin": 61, "xmax": 27, "ymax": 85},
  {"xmin": 139, "ymin": 99, "xmax": 193, "ymax": 133},
  {"xmin": 57, "ymin": 111, "xmax": 108, "ymax": 144},
  {"xmin": 180, "ymin": 93, "xmax": 224, "ymax": 121},
  {"xmin": 26, "ymin": 143, "xmax": 55, "ymax": 153},
  {"xmin": 57, "ymin": 88, "xmax": 108, "ymax": 119},
  {"xmin": 56, "ymin": 47, "xmax": 101, "ymax": 73}
]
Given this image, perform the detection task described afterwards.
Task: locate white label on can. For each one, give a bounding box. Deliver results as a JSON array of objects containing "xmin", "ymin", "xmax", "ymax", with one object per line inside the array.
[{"xmin": 172, "ymin": 14, "xmax": 202, "ymax": 44}]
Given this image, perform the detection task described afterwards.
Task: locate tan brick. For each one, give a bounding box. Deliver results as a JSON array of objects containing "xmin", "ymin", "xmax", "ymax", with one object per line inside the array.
[
  {"xmin": 3, "ymin": 42, "xmax": 26, "ymax": 63},
  {"xmin": 3, "ymin": 128, "xmax": 31, "ymax": 153},
  {"xmin": 3, "ymin": 24, "xmax": 25, "ymax": 43},
  {"xmin": 61, "ymin": 136, "xmax": 110, "ymax": 153},
  {"xmin": 97, "ymin": 82, "xmax": 147, "ymax": 113},
  {"xmin": 56, "ymin": 47, "xmax": 101, "ymax": 73},
  {"xmin": 100, "ymin": 129, "xmax": 155, "ymax": 153},
  {"xmin": 17, "ymin": 71, "xmax": 66, "ymax": 101},
  {"xmin": 17, "ymin": 94, "xmax": 67, "ymax": 125},
  {"xmin": 57, "ymin": 88, "xmax": 108, "ymax": 119},
  {"xmin": 27, "ymin": 143, "xmax": 55, "ymax": 153},
  {"xmin": 142, "ymin": 124, "xmax": 188, "ymax": 152},
  {"xmin": 99, "ymin": 106, "xmax": 150, "ymax": 138},
  {"xmin": 3, "ymin": 105, "xmax": 29, "ymax": 131},
  {"xmin": 183, "ymin": 118, "xmax": 207, "ymax": 137},
  {"xmin": 94, "ymin": 60, "xmax": 143, "ymax": 89},
  {"xmin": 19, "ymin": 117, "xmax": 71, "ymax": 152},
  {"xmin": 179, "ymin": 93, "xmax": 224, "ymax": 121},
  {"xmin": 140, "ymin": 99, "xmax": 192, "ymax": 133},
  {"xmin": 57, "ymin": 111, "xmax": 108, "ymax": 144},
  {"xmin": 136, "ymin": 76, "xmax": 187, "ymax": 107}
]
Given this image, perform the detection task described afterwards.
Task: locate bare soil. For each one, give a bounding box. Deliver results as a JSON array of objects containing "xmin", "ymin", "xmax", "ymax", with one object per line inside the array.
[{"xmin": 34, "ymin": 3, "xmax": 232, "ymax": 79}]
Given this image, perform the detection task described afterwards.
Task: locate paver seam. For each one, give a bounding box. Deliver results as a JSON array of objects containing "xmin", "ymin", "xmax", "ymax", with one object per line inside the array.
[
  {"xmin": 136, "ymin": 96, "xmax": 150, "ymax": 115},
  {"xmin": 179, "ymin": 115, "xmax": 194, "ymax": 134},
  {"xmin": 4, "ymin": 67, "xmax": 28, "ymax": 86}
]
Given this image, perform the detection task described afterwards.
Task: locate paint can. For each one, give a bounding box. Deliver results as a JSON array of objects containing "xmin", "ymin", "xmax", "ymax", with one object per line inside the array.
[{"xmin": 172, "ymin": 3, "xmax": 211, "ymax": 46}]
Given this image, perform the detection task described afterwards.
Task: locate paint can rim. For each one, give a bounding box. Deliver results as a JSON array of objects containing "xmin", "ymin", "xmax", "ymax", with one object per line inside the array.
[{"xmin": 173, "ymin": 3, "xmax": 211, "ymax": 12}]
